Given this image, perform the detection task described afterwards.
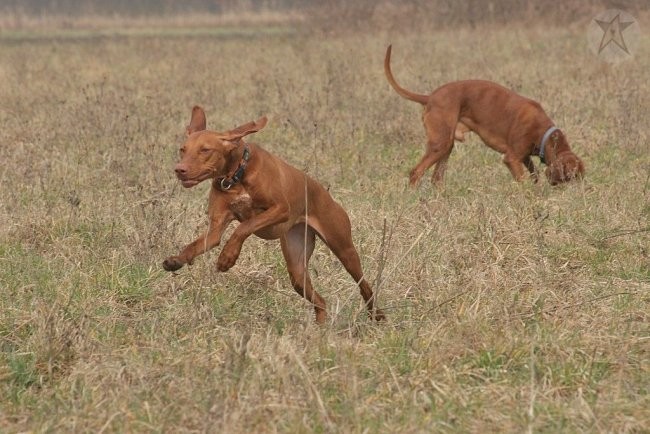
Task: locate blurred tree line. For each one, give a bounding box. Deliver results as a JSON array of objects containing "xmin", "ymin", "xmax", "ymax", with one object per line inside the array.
[
  {"xmin": 0, "ymin": 0, "xmax": 300, "ymax": 16},
  {"xmin": 1, "ymin": 0, "xmax": 646, "ymax": 25}
]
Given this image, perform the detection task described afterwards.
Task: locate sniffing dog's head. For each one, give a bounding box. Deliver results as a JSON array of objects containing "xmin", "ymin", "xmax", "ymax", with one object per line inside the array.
[
  {"xmin": 173, "ymin": 106, "xmax": 267, "ymax": 188},
  {"xmin": 542, "ymin": 129, "xmax": 585, "ymax": 185},
  {"xmin": 545, "ymin": 151, "xmax": 585, "ymax": 185}
]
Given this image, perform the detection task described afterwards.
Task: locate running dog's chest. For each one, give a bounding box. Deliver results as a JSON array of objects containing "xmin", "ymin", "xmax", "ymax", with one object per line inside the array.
[
  {"xmin": 228, "ymin": 193, "xmax": 256, "ymax": 221},
  {"xmin": 226, "ymin": 192, "xmax": 279, "ymax": 239}
]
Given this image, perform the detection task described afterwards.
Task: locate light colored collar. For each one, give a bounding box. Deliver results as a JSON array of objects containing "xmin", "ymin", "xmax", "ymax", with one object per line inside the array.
[{"xmin": 539, "ymin": 126, "xmax": 559, "ymax": 164}]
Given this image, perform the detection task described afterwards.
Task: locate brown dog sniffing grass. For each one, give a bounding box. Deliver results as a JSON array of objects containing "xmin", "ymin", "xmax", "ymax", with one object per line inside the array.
[
  {"xmin": 163, "ymin": 106, "xmax": 385, "ymax": 324},
  {"xmin": 384, "ymin": 45, "xmax": 585, "ymax": 186}
]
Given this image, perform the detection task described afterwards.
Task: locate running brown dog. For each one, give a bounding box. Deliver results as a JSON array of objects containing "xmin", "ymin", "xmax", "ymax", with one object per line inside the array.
[
  {"xmin": 162, "ymin": 106, "xmax": 384, "ymax": 324},
  {"xmin": 384, "ymin": 45, "xmax": 585, "ymax": 186}
]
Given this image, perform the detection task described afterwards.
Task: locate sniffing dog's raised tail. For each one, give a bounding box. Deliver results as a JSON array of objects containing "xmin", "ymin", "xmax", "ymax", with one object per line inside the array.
[{"xmin": 384, "ymin": 45, "xmax": 429, "ymax": 105}]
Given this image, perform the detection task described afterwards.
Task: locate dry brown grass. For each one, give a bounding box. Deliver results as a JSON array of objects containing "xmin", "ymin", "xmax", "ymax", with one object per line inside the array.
[{"xmin": 0, "ymin": 7, "xmax": 648, "ymax": 433}]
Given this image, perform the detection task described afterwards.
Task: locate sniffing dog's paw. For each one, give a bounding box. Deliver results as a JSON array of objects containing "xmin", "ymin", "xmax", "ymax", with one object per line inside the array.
[
  {"xmin": 372, "ymin": 308, "xmax": 387, "ymax": 321},
  {"xmin": 163, "ymin": 256, "xmax": 184, "ymax": 272}
]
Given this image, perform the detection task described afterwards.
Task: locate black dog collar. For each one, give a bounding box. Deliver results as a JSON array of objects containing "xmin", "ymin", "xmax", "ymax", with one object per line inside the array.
[{"xmin": 218, "ymin": 145, "xmax": 250, "ymax": 190}]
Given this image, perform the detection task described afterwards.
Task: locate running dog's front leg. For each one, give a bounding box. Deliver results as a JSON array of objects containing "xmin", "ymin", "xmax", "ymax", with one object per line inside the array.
[
  {"xmin": 216, "ymin": 204, "xmax": 290, "ymax": 272},
  {"xmin": 163, "ymin": 195, "xmax": 234, "ymax": 271}
]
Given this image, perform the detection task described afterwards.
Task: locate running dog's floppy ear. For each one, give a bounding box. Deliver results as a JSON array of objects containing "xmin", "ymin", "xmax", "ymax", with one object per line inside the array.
[
  {"xmin": 222, "ymin": 116, "xmax": 268, "ymax": 141},
  {"xmin": 186, "ymin": 106, "xmax": 207, "ymax": 135}
]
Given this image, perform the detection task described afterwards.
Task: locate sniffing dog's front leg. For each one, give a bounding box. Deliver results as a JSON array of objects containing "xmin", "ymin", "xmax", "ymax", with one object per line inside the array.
[
  {"xmin": 523, "ymin": 156, "xmax": 539, "ymax": 183},
  {"xmin": 503, "ymin": 152, "xmax": 528, "ymax": 181}
]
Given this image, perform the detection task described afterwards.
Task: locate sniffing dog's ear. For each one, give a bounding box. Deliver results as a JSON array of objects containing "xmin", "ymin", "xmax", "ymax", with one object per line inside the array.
[{"xmin": 186, "ymin": 106, "xmax": 207, "ymax": 136}]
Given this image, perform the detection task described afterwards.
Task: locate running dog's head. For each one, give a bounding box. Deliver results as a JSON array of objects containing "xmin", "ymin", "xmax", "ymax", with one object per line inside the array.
[{"xmin": 173, "ymin": 106, "xmax": 267, "ymax": 188}]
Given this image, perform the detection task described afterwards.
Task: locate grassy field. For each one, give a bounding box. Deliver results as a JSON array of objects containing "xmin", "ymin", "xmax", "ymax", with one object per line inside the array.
[{"xmin": 1, "ymin": 13, "xmax": 649, "ymax": 433}]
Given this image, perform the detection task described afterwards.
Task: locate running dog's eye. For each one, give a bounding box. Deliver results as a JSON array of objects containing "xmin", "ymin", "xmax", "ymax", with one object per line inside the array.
[
  {"xmin": 179, "ymin": 148, "xmax": 185, "ymax": 156},
  {"xmin": 200, "ymin": 147, "xmax": 210, "ymax": 153}
]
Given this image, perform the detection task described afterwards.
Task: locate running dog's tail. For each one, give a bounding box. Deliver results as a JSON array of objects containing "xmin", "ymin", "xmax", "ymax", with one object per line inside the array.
[{"xmin": 384, "ymin": 45, "xmax": 429, "ymax": 105}]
